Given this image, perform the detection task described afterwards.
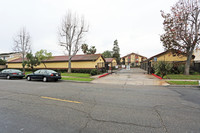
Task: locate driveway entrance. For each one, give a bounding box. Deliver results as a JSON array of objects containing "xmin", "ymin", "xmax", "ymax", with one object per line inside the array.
[{"xmin": 92, "ymin": 68, "xmax": 168, "ymax": 85}]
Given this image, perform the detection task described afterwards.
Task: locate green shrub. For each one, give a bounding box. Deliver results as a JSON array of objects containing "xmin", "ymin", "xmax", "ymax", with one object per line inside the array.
[
  {"xmin": 153, "ymin": 61, "xmax": 173, "ymax": 78},
  {"xmin": 0, "ymin": 59, "xmax": 6, "ymax": 65},
  {"xmin": 189, "ymin": 69, "xmax": 196, "ymax": 75},
  {"xmin": 72, "ymin": 69, "xmax": 93, "ymax": 73},
  {"xmin": 177, "ymin": 65, "xmax": 185, "ymax": 74},
  {"xmin": 191, "ymin": 71, "xmax": 200, "ymax": 75},
  {"xmin": 90, "ymin": 69, "xmax": 101, "ymax": 76},
  {"xmin": 131, "ymin": 63, "xmax": 134, "ymax": 67},
  {"xmin": 6, "ymin": 68, "xmax": 102, "ymax": 74}
]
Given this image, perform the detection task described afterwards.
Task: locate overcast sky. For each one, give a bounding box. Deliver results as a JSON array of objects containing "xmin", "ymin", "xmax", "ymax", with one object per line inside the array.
[{"xmin": 0, "ymin": 0, "xmax": 177, "ymax": 58}]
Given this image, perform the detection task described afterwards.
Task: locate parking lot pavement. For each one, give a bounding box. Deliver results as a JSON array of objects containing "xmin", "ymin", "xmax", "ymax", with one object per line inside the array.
[
  {"xmin": 92, "ymin": 68, "xmax": 169, "ymax": 85},
  {"xmin": 0, "ymin": 79, "xmax": 199, "ymax": 133}
]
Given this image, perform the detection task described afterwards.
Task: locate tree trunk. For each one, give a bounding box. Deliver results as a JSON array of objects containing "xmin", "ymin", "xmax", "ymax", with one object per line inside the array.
[
  {"xmin": 31, "ymin": 66, "xmax": 34, "ymax": 73},
  {"xmin": 22, "ymin": 54, "xmax": 25, "ymax": 72},
  {"xmin": 68, "ymin": 59, "xmax": 72, "ymax": 73},
  {"xmin": 43, "ymin": 63, "xmax": 47, "ymax": 68},
  {"xmin": 184, "ymin": 50, "xmax": 194, "ymax": 75}
]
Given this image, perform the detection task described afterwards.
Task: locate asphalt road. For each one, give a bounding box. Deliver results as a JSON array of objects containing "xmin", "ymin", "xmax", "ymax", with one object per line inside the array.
[{"xmin": 0, "ymin": 79, "xmax": 200, "ymax": 133}]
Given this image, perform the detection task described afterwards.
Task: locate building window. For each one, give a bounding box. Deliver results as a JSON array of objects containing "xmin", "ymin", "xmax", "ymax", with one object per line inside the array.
[{"xmin": 154, "ymin": 57, "xmax": 157, "ymax": 62}]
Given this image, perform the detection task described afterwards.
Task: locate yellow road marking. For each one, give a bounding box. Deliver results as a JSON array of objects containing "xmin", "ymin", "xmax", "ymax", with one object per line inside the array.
[{"xmin": 41, "ymin": 96, "xmax": 81, "ymax": 104}]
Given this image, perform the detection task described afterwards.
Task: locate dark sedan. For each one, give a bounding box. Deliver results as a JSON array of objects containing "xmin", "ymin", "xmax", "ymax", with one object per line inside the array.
[
  {"xmin": 0, "ymin": 69, "xmax": 25, "ymax": 79},
  {"xmin": 26, "ymin": 69, "xmax": 61, "ymax": 82}
]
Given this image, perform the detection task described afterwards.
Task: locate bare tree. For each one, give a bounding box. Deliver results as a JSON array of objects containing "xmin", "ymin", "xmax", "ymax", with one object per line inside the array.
[
  {"xmin": 58, "ymin": 11, "xmax": 88, "ymax": 73},
  {"xmin": 160, "ymin": 0, "xmax": 200, "ymax": 75},
  {"xmin": 13, "ymin": 27, "xmax": 31, "ymax": 72}
]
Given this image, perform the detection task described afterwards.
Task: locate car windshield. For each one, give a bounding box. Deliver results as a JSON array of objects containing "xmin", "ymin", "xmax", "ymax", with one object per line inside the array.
[
  {"xmin": 46, "ymin": 70, "xmax": 57, "ymax": 73},
  {"xmin": 34, "ymin": 70, "xmax": 41, "ymax": 74},
  {"xmin": 1, "ymin": 69, "xmax": 21, "ymax": 73},
  {"xmin": 11, "ymin": 69, "xmax": 21, "ymax": 73},
  {"xmin": 1, "ymin": 70, "xmax": 8, "ymax": 73}
]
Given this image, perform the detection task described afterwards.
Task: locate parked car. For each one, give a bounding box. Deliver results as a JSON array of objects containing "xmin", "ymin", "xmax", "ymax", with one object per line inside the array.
[
  {"xmin": 26, "ymin": 69, "xmax": 61, "ymax": 82},
  {"xmin": 0, "ymin": 69, "xmax": 25, "ymax": 79}
]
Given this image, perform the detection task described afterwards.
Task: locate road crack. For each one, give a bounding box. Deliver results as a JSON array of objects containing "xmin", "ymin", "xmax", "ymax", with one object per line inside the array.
[
  {"xmin": 84, "ymin": 102, "xmax": 162, "ymax": 129},
  {"xmin": 89, "ymin": 116, "xmax": 162, "ymax": 129},
  {"xmin": 79, "ymin": 97, "xmax": 97, "ymax": 133},
  {"xmin": 153, "ymin": 105, "xmax": 168, "ymax": 133}
]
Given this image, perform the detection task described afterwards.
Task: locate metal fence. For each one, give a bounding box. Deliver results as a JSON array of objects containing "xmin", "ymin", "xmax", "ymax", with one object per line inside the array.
[
  {"xmin": 140, "ymin": 61, "xmax": 200, "ymax": 74},
  {"xmin": 120, "ymin": 62, "xmax": 141, "ymax": 67},
  {"xmin": 97, "ymin": 62, "xmax": 118, "ymax": 73}
]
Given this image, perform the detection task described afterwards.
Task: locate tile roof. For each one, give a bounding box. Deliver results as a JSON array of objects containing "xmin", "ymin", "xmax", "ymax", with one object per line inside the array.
[
  {"xmin": 0, "ymin": 52, "xmax": 20, "ymax": 56},
  {"xmin": 122, "ymin": 52, "xmax": 147, "ymax": 59},
  {"xmin": 105, "ymin": 58, "xmax": 114, "ymax": 63},
  {"xmin": 148, "ymin": 49, "xmax": 186, "ymax": 60},
  {"xmin": 8, "ymin": 54, "xmax": 103, "ymax": 63}
]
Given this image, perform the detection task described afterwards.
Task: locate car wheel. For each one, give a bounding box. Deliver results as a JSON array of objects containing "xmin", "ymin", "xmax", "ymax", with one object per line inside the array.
[
  {"xmin": 54, "ymin": 79, "xmax": 58, "ymax": 82},
  {"xmin": 6, "ymin": 75, "xmax": 11, "ymax": 79},
  {"xmin": 43, "ymin": 77, "xmax": 48, "ymax": 82},
  {"xmin": 27, "ymin": 76, "xmax": 31, "ymax": 81}
]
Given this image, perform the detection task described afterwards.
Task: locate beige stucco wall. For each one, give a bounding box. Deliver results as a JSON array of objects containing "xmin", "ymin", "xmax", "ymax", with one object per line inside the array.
[
  {"xmin": 157, "ymin": 52, "xmax": 187, "ymax": 62},
  {"xmin": 131, "ymin": 54, "xmax": 135, "ymax": 63},
  {"xmin": 7, "ymin": 56, "xmax": 105, "ymax": 69},
  {"xmin": 149, "ymin": 51, "xmax": 188, "ymax": 63},
  {"xmin": 193, "ymin": 49, "xmax": 200, "ymax": 61},
  {"xmin": 111, "ymin": 59, "xmax": 117, "ymax": 66}
]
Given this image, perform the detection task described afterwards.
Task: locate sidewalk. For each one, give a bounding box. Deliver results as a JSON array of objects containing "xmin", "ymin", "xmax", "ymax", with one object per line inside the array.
[{"xmin": 91, "ymin": 68, "xmax": 169, "ymax": 85}]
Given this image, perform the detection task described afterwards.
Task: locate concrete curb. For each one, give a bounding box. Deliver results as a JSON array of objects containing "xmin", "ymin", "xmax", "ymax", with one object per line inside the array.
[{"xmin": 60, "ymin": 80, "xmax": 91, "ymax": 83}]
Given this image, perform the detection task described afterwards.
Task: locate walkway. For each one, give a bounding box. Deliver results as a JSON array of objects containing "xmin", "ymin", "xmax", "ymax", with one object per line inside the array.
[{"xmin": 92, "ymin": 68, "xmax": 169, "ymax": 85}]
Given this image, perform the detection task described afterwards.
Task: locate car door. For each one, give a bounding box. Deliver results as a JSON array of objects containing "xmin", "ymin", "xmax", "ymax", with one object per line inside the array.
[
  {"xmin": 2, "ymin": 70, "xmax": 9, "ymax": 77},
  {"xmin": 31, "ymin": 70, "xmax": 41, "ymax": 79},
  {"xmin": 37, "ymin": 70, "xmax": 44, "ymax": 80},
  {"xmin": 0, "ymin": 70, "xmax": 3, "ymax": 77}
]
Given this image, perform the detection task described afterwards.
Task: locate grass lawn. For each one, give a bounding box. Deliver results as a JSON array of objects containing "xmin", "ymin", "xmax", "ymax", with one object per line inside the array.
[
  {"xmin": 61, "ymin": 73, "xmax": 93, "ymax": 82},
  {"xmin": 163, "ymin": 74, "xmax": 200, "ymax": 80},
  {"xmin": 61, "ymin": 73, "xmax": 91, "ymax": 78},
  {"xmin": 62, "ymin": 77, "xmax": 94, "ymax": 82},
  {"xmin": 167, "ymin": 81, "xmax": 198, "ymax": 85},
  {"xmin": 25, "ymin": 71, "xmax": 33, "ymax": 75}
]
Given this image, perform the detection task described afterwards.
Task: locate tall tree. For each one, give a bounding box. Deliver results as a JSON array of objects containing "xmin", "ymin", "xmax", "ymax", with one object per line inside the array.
[
  {"xmin": 35, "ymin": 49, "xmax": 52, "ymax": 68},
  {"xmin": 112, "ymin": 40, "xmax": 120, "ymax": 64},
  {"xmin": 24, "ymin": 53, "xmax": 40, "ymax": 72},
  {"xmin": 102, "ymin": 50, "xmax": 113, "ymax": 58},
  {"xmin": 0, "ymin": 59, "xmax": 6, "ymax": 65},
  {"xmin": 87, "ymin": 46, "xmax": 96, "ymax": 54},
  {"xmin": 13, "ymin": 27, "xmax": 31, "ymax": 72},
  {"xmin": 160, "ymin": 0, "xmax": 200, "ymax": 75},
  {"xmin": 59, "ymin": 11, "xmax": 88, "ymax": 73},
  {"xmin": 81, "ymin": 44, "xmax": 88, "ymax": 54}
]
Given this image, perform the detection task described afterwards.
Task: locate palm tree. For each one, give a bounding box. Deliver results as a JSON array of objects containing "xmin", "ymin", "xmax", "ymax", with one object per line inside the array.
[
  {"xmin": 81, "ymin": 44, "xmax": 88, "ymax": 54},
  {"xmin": 88, "ymin": 46, "xmax": 96, "ymax": 54}
]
